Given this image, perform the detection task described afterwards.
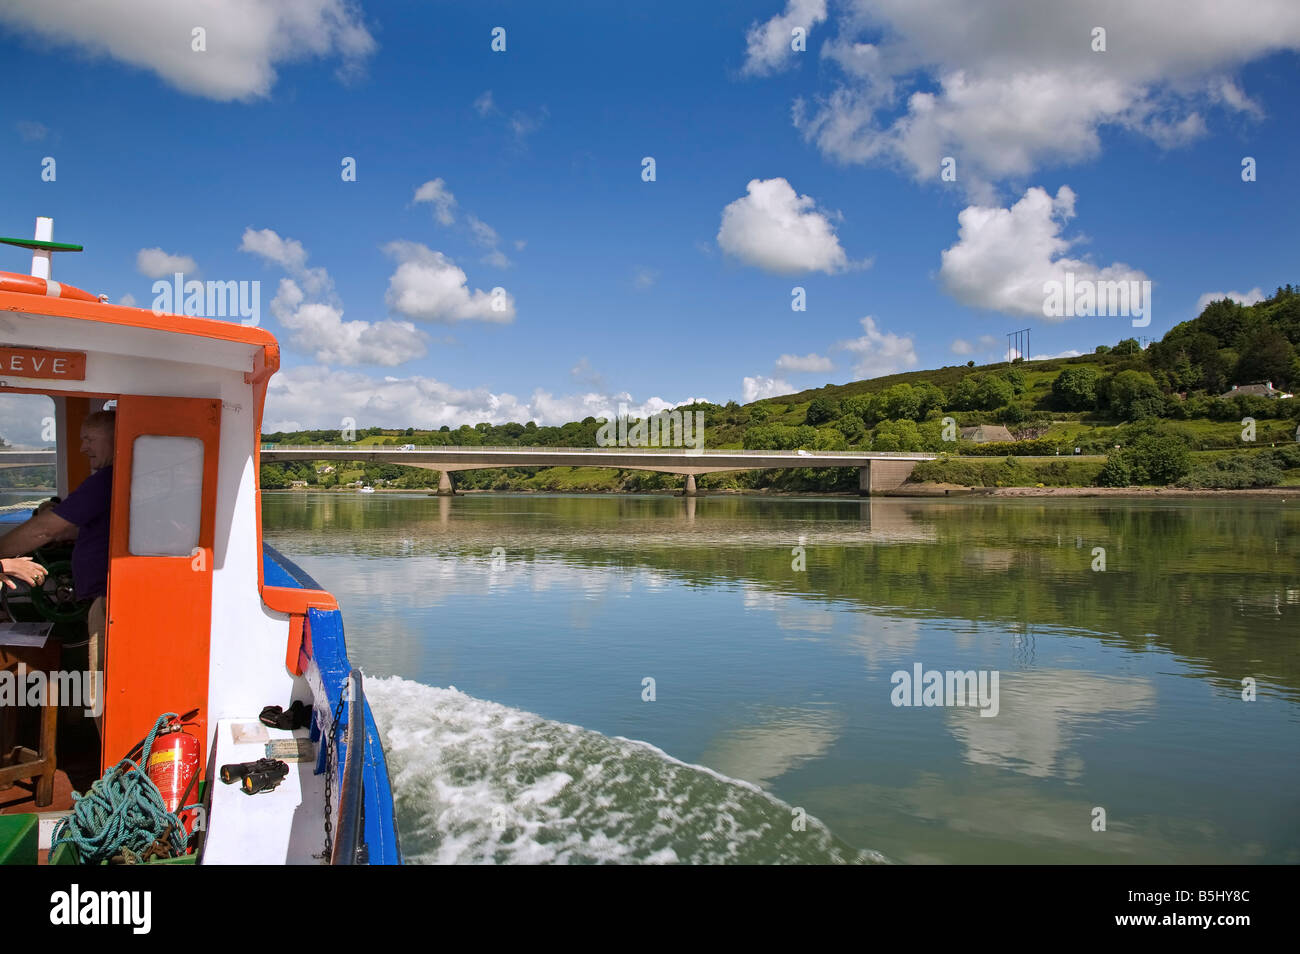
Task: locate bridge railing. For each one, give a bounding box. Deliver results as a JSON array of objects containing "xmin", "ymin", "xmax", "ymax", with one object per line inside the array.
[{"xmin": 259, "ymin": 444, "xmax": 935, "ymax": 458}]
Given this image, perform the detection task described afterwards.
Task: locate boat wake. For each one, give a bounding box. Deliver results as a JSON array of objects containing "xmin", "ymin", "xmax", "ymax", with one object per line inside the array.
[{"xmin": 366, "ymin": 676, "xmax": 887, "ymax": 865}]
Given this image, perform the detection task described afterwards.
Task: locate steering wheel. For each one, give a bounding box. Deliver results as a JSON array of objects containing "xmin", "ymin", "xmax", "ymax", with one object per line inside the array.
[
  {"xmin": 26, "ymin": 558, "xmax": 92, "ymax": 623},
  {"xmin": 0, "ymin": 556, "xmax": 92, "ymax": 624}
]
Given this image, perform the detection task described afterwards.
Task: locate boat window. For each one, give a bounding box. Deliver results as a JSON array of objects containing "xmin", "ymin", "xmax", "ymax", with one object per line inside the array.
[
  {"xmin": 0, "ymin": 393, "xmax": 55, "ymax": 504},
  {"xmin": 128, "ymin": 435, "xmax": 203, "ymax": 556}
]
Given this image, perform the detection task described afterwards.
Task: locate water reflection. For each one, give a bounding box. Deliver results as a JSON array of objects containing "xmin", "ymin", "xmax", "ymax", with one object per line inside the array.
[
  {"xmin": 947, "ymin": 670, "xmax": 1156, "ymax": 780},
  {"xmin": 698, "ymin": 705, "xmax": 843, "ymax": 788},
  {"xmin": 264, "ymin": 492, "xmax": 1300, "ymax": 863},
  {"xmin": 265, "ymin": 492, "xmax": 1300, "ymax": 700}
]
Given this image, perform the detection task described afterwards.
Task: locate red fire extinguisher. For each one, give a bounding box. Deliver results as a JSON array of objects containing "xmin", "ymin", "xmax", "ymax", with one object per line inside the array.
[{"xmin": 144, "ymin": 713, "xmax": 202, "ymax": 833}]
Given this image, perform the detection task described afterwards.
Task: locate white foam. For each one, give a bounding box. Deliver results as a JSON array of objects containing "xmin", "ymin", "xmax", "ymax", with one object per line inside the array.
[{"xmin": 366, "ymin": 675, "xmax": 888, "ymax": 865}]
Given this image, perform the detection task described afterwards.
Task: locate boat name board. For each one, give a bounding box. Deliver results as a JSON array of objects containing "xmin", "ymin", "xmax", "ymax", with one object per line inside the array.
[{"xmin": 0, "ymin": 346, "xmax": 86, "ymax": 380}]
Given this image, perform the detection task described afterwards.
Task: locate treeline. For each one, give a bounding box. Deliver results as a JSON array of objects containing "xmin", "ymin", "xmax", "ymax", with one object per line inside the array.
[{"xmin": 259, "ymin": 286, "xmax": 1300, "ymax": 490}]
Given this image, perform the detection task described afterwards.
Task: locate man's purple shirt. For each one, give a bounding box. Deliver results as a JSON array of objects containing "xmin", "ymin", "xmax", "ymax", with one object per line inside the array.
[{"xmin": 53, "ymin": 465, "xmax": 112, "ymax": 601}]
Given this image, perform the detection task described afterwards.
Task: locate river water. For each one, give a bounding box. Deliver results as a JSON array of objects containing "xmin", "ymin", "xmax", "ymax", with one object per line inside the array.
[{"xmin": 262, "ymin": 492, "xmax": 1300, "ymax": 864}]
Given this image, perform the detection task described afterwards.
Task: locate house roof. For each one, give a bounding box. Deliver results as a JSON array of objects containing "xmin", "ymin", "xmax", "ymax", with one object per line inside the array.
[
  {"xmin": 1220, "ymin": 382, "xmax": 1292, "ymax": 399},
  {"xmin": 959, "ymin": 424, "xmax": 1015, "ymax": 442}
]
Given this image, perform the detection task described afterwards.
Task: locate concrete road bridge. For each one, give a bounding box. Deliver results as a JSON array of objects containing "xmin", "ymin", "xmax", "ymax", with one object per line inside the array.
[
  {"xmin": 258, "ymin": 445, "xmax": 937, "ymax": 496},
  {"xmin": 2, "ymin": 445, "xmax": 1095, "ymax": 495}
]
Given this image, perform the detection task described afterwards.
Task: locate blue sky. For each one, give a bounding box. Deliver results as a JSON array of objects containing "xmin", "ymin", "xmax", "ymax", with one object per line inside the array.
[{"xmin": 2, "ymin": 1, "xmax": 1298, "ymax": 432}]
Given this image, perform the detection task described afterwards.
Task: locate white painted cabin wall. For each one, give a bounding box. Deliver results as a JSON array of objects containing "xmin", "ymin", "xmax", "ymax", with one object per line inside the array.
[{"xmin": 205, "ymin": 372, "xmax": 304, "ymax": 724}]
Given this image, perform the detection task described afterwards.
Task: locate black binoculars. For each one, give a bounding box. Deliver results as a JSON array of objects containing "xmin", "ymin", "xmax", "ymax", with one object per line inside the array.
[{"xmin": 219, "ymin": 757, "xmax": 289, "ymax": 794}]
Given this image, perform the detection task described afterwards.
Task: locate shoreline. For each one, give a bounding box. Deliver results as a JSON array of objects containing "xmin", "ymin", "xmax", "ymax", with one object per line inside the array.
[
  {"xmin": 895, "ymin": 482, "xmax": 1297, "ymax": 498},
  {"xmin": 264, "ymin": 484, "xmax": 1298, "ymax": 499},
  {"xmin": 981, "ymin": 485, "xmax": 1297, "ymax": 498}
]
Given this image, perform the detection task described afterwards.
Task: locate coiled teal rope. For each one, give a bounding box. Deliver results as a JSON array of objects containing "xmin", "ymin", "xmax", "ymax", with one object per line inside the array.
[{"xmin": 51, "ymin": 713, "xmax": 195, "ymax": 864}]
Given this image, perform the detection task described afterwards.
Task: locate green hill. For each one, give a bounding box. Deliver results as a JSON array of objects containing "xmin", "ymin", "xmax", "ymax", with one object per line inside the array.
[{"xmin": 261, "ymin": 285, "xmax": 1300, "ymax": 492}]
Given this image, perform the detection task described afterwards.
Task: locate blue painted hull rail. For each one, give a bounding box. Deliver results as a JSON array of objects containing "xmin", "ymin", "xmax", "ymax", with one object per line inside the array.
[{"xmin": 264, "ymin": 544, "xmax": 402, "ymax": 865}]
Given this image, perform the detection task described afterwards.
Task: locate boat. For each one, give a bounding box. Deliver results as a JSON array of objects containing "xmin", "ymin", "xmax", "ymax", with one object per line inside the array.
[
  {"xmin": 359, "ymin": 486, "xmax": 376, "ymax": 494},
  {"xmin": 0, "ymin": 218, "xmax": 401, "ymax": 865}
]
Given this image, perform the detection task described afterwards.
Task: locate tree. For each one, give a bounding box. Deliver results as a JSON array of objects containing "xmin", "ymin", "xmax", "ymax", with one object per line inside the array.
[
  {"xmin": 974, "ymin": 375, "xmax": 1015, "ymax": 410},
  {"xmin": 948, "ymin": 376, "xmax": 979, "ymax": 410},
  {"xmin": 260, "ymin": 464, "xmax": 288, "ymax": 489},
  {"xmin": 1234, "ymin": 325, "xmax": 1296, "ymax": 388},
  {"xmin": 1102, "ymin": 369, "xmax": 1162, "ymax": 420},
  {"xmin": 1114, "ymin": 338, "xmax": 1141, "ymax": 355},
  {"xmin": 871, "ymin": 419, "xmax": 921, "ymax": 451},
  {"xmin": 916, "ymin": 383, "xmax": 946, "ymax": 416},
  {"xmin": 1129, "ymin": 434, "xmax": 1191, "ymax": 484},
  {"xmin": 814, "ymin": 427, "xmax": 848, "ymax": 451},
  {"xmin": 805, "ymin": 397, "xmax": 840, "ymax": 426},
  {"xmin": 1097, "ymin": 428, "xmax": 1191, "ymax": 486},
  {"xmin": 1096, "ymin": 454, "xmax": 1133, "ymax": 487},
  {"xmin": 1052, "ymin": 366, "xmax": 1101, "ymax": 410},
  {"xmin": 835, "ymin": 414, "xmax": 867, "ymax": 443},
  {"xmin": 1197, "ymin": 297, "xmax": 1251, "ymax": 348},
  {"xmin": 879, "ymin": 384, "xmax": 922, "ymax": 421},
  {"xmin": 841, "ymin": 394, "xmax": 878, "ymax": 425}
]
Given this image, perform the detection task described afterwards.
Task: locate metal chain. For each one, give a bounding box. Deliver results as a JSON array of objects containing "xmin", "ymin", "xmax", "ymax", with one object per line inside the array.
[{"xmin": 319, "ymin": 688, "xmax": 347, "ymax": 862}]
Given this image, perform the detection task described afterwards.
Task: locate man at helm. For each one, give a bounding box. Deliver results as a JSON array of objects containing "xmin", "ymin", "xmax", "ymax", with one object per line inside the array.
[{"xmin": 0, "ymin": 410, "xmax": 114, "ymax": 726}]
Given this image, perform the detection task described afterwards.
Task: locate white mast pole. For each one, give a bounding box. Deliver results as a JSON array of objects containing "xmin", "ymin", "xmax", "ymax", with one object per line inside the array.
[{"xmin": 31, "ymin": 216, "xmax": 54, "ymax": 279}]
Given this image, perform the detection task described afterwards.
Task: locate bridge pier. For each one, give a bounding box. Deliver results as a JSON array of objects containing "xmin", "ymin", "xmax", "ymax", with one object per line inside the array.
[
  {"xmin": 682, "ymin": 473, "xmax": 698, "ymax": 497},
  {"xmin": 860, "ymin": 460, "xmax": 920, "ymax": 495},
  {"xmin": 436, "ymin": 470, "xmax": 455, "ymax": 496}
]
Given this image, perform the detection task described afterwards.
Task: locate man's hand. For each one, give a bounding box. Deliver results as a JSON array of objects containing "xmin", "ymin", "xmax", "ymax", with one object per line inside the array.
[
  {"xmin": 0, "ymin": 508, "xmax": 75, "ymax": 559},
  {"xmin": 0, "ymin": 557, "xmax": 48, "ymax": 589}
]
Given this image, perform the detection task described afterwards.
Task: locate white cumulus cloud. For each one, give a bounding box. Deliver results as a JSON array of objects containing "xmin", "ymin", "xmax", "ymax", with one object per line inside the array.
[
  {"xmin": 240, "ymin": 227, "xmax": 330, "ymax": 295},
  {"xmin": 241, "ymin": 229, "xmax": 425, "ymax": 366},
  {"xmin": 783, "ymin": 0, "xmax": 1300, "ymax": 196},
  {"xmin": 270, "ymin": 279, "xmax": 425, "ymax": 367},
  {"xmin": 951, "ymin": 334, "xmax": 1002, "ymax": 356},
  {"xmin": 743, "ymin": 375, "xmax": 794, "ymax": 402},
  {"xmin": 262, "ymin": 365, "xmax": 704, "ymax": 431},
  {"xmin": 0, "ymin": 0, "xmax": 376, "ymax": 102},
  {"xmin": 834, "ymin": 316, "xmax": 918, "ymax": 379},
  {"xmin": 742, "ymin": 0, "xmax": 828, "ymax": 76},
  {"xmin": 413, "ymin": 183, "xmax": 511, "ymax": 264},
  {"xmin": 1008, "ymin": 347, "xmax": 1085, "ymax": 361},
  {"xmin": 414, "ymin": 179, "xmax": 458, "ymax": 226},
  {"xmin": 383, "ymin": 241, "xmax": 516, "ymax": 324},
  {"xmin": 776, "ymin": 352, "xmax": 833, "ymax": 372},
  {"xmin": 136, "ymin": 247, "xmax": 198, "ymax": 278},
  {"xmin": 938, "ymin": 186, "xmax": 1147, "ymax": 321},
  {"xmin": 1195, "ymin": 287, "xmax": 1264, "ymax": 313},
  {"xmin": 717, "ymin": 177, "xmax": 859, "ymax": 275}
]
